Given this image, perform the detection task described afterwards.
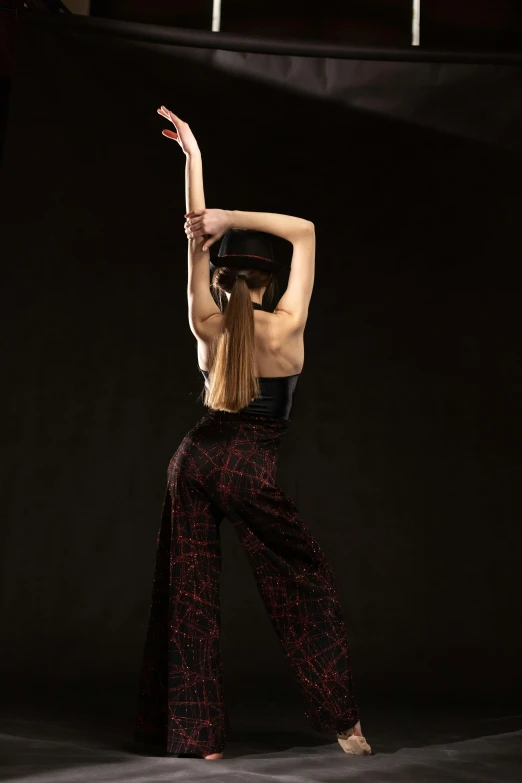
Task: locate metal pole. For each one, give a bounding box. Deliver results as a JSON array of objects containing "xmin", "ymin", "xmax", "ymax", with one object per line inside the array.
[
  {"xmin": 412, "ymin": 0, "xmax": 420, "ymax": 46},
  {"xmin": 212, "ymin": 0, "xmax": 221, "ymax": 32}
]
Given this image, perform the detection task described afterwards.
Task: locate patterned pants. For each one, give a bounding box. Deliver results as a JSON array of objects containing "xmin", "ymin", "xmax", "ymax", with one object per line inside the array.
[{"xmin": 134, "ymin": 407, "xmax": 360, "ymax": 757}]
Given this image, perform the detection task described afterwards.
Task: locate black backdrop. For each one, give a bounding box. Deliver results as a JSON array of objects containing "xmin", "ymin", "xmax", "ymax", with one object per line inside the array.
[{"xmin": 1, "ymin": 13, "xmax": 521, "ymax": 717}]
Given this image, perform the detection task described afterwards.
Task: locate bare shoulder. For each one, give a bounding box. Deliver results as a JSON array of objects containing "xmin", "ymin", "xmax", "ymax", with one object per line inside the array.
[{"xmin": 267, "ymin": 310, "xmax": 304, "ymax": 346}]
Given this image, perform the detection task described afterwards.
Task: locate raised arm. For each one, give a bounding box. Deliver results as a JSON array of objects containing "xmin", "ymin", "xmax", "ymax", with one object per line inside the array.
[
  {"xmin": 157, "ymin": 106, "xmax": 221, "ymax": 336},
  {"xmin": 227, "ymin": 210, "xmax": 315, "ymax": 330},
  {"xmin": 184, "ymin": 151, "xmax": 221, "ymax": 332},
  {"xmin": 227, "ymin": 210, "xmax": 313, "ymax": 244},
  {"xmin": 274, "ymin": 224, "xmax": 315, "ymax": 330}
]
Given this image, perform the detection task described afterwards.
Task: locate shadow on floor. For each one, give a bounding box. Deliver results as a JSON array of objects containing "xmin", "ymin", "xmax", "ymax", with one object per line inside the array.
[{"xmin": 1, "ymin": 697, "xmax": 521, "ymax": 782}]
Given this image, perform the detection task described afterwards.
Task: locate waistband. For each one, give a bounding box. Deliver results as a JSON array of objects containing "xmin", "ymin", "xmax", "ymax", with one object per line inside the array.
[{"xmin": 203, "ymin": 406, "xmax": 290, "ymax": 430}]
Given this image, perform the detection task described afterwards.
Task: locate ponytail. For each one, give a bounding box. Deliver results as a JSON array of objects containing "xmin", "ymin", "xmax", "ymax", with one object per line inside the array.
[{"xmin": 204, "ymin": 268, "xmax": 276, "ymax": 413}]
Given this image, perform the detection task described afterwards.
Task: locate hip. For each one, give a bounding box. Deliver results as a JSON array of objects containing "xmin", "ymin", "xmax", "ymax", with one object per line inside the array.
[{"xmin": 168, "ymin": 407, "xmax": 290, "ymax": 487}]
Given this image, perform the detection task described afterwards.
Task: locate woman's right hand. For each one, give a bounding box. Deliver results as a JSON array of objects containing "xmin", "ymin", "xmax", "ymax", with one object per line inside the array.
[
  {"xmin": 184, "ymin": 209, "xmax": 231, "ymax": 251},
  {"xmin": 157, "ymin": 106, "xmax": 200, "ymax": 156}
]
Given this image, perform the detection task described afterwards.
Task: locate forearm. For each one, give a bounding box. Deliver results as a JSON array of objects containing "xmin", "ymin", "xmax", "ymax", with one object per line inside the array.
[
  {"xmin": 227, "ymin": 210, "xmax": 313, "ymax": 244},
  {"xmin": 185, "ymin": 151, "xmax": 205, "ymax": 215}
]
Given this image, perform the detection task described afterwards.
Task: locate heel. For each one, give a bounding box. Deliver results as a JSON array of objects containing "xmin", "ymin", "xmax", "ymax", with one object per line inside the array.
[{"xmin": 337, "ymin": 728, "xmax": 372, "ymax": 755}]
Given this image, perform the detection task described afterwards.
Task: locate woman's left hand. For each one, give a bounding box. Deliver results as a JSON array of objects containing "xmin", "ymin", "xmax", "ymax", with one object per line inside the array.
[
  {"xmin": 157, "ymin": 106, "xmax": 200, "ymax": 156},
  {"xmin": 184, "ymin": 209, "xmax": 231, "ymax": 251}
]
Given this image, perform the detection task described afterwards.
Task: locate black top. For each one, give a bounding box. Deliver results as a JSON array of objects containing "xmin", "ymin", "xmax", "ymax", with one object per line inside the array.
[
  {"xmin": 199, "ymin": 300, "xmax": 301, "ymax": 420},
  {"xmin": 200, "ymin": 369, "xmax": 300, "ymax": 420}
]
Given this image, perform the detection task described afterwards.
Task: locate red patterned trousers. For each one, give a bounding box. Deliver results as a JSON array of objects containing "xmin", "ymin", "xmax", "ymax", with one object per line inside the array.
[{"xmin": 134, "ymin": 407, "xmax": 360, "ymax": 757}]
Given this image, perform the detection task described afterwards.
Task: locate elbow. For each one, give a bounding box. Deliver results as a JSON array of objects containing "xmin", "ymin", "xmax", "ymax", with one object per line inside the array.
[{"xmin": 289, "ymin": 219, "xmax": 315, "ymax": 244}]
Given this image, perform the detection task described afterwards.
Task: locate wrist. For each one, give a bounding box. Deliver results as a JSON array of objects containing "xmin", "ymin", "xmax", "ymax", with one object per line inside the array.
[{"xmin": 224, "ymin": 209, "xmax": 234, "ymax": 229}]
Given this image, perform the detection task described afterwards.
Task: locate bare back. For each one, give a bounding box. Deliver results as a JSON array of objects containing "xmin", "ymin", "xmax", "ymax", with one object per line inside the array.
[
  {"xmin": 197, "ymin": 310, "xmax": 305, "ymax": 377},
  {"xmin": 197, "ymin": 225, "xmax": 315, "ymax": 377}
]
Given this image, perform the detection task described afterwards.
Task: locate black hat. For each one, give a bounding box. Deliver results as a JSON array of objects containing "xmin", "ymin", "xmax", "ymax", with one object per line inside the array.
[{"xmin": 210, "ymin": 229, "xmax": 281, "ymax": 274}]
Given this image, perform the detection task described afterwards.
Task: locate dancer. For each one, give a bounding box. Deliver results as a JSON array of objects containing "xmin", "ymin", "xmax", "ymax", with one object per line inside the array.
[{"xmin": 134, "ymin": 106, "xmax": 372, "ymax": 760}]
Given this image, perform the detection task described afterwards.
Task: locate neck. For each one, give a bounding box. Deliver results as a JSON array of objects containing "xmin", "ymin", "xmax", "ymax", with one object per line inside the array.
[{"xmin": 225, "ymin": 292, "xmax": 264, "ymax": 305}]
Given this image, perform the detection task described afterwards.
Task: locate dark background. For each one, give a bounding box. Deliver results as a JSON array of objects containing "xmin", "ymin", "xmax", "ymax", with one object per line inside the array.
[
  {"xmin": 90, "ymin": 0, "xmax": 522, "ymax": 49},
  {"xmin": 2, "ymin": 1, "xmax": 522, "ymax": 160},
  {"xmin": 1, "ymin": 9, "xmax": 521, "ymax": 725}
]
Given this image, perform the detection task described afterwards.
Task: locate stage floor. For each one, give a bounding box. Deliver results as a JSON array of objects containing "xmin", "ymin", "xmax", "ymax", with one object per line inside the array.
[{"xmin": 1, "ymin": 696, "xmax": 521, "ymax": 782}]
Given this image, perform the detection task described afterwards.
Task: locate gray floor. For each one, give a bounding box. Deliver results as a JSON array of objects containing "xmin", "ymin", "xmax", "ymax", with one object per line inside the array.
[{"xmin": 1, "ymin": 699, "xmax": 521, "ymax": 783}]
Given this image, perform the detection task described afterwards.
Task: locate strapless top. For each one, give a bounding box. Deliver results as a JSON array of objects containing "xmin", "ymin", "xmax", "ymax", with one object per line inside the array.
[{"xmin": 200, "ymin": 368, "xmax": 300, "ymax": 420}]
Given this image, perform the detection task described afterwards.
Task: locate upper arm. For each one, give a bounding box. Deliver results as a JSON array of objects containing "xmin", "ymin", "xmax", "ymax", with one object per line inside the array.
[
  {"xmin": 187, "ymin": 241, "xmax": 222, "ymax": 339},
  {"xmin": 274, "ymin": 222, "xmax": 315, "ymax": 332}
]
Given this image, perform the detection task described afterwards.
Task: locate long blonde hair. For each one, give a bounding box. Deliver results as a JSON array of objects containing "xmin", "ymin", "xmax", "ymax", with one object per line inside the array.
[{"xmin": 203, "ymin": 266, "xmax": 277, "ymax": 412}]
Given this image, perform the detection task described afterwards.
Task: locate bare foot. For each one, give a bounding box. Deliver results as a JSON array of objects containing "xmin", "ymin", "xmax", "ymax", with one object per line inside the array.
[{"xmin": 203, "ymin": 752, "xmax": 223, "ymax": 760}]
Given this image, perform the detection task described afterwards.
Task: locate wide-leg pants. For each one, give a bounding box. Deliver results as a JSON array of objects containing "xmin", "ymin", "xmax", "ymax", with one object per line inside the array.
[{"xmin": 134, "ymin": 407, "xmax": 360, "ymax": 757}]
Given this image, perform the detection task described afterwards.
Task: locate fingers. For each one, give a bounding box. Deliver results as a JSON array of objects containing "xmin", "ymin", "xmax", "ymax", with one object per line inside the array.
[
  {"xmin": 157, "ymin": 107, "xmax": 174, "ymax": 123},
  {"xmin": 184, "ymin": 219, "xmax": 204, "ymax": 238},
  {"xmin": 166, "ymin": 108, "xmax": 186, "ymax": 125},
  {"xmin": 184, "ymin": 211, "xmax": 205, "ymax": 238},
  {"xmin": 157, "ymin": 107, "xmax": 179, "ymax": 129},
  {"xmin": 185, "ymin": 225, "xmax": 202, "ymax": 238},
  {"xmin": 157, "ymin": 105, "xmax": 178, "ymax": 140},
  {"xmin": 185, "ymin": 225, "xmax": 205, "ymax": 238},
  {"xmin": 186, "ymin": 215, "xmax": 203, "ymax": 227},
  {"xmin": 157, "ymin": 106, "xmax": 185, "ymax": 124},
  {"xmin": 185, "ymin": 228, "xmax": 204, "ymax": 239}
]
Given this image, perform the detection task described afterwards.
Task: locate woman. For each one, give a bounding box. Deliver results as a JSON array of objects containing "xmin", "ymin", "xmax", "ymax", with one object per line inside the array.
[{"xmin": 134, "ymin": 106, "xmax": 372, "ymax": 761}]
